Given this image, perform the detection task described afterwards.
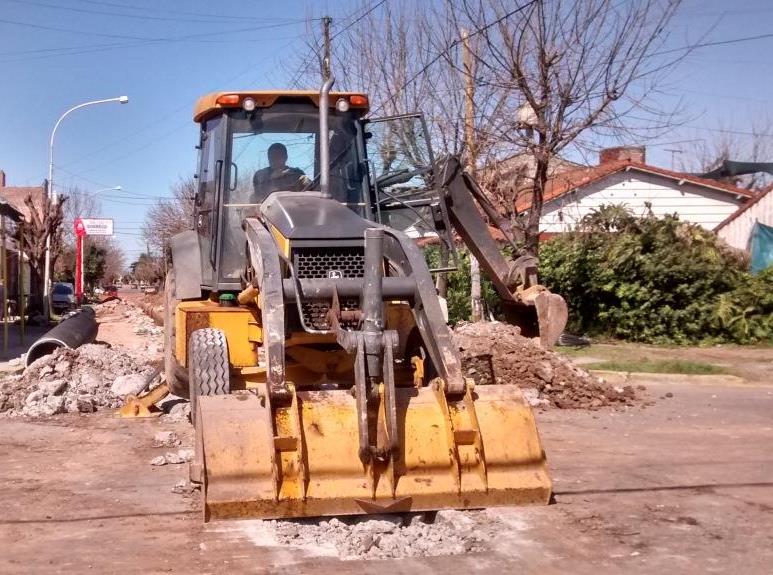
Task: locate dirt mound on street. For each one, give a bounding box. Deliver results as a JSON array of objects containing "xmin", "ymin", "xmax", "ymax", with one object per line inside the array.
[
  {"xmin": 454, "ymin": 322, "xmax": 637, "ymax": 409},
  {"xmin": 0, "ymin": 344, "xmax": 157, "ymax": 417}
]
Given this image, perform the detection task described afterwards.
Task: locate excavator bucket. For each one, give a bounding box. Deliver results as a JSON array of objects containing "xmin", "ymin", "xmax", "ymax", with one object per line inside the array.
[
  {"xmin": 503, "ymin": 289, "xmax": 569, "ymax": 350},
  {"xmin": 197, "ymin": 383, "xmax": 551, "ymax": 521}
]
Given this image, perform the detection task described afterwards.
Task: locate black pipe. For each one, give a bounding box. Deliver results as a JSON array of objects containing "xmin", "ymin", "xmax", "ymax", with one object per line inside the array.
[{"xmin": 25, "ymin": 306, "xmax": 98, "ymax": 367}]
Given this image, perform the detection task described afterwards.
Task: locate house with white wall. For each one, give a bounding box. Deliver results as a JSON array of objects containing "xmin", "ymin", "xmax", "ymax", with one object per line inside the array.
[
  {"xmin": 519, "ymin": 147, "xmax": 753, "ymax": 237},
  {"xmin": 715, "ymin": 185, "xmax": 773, "ymax": 250}
]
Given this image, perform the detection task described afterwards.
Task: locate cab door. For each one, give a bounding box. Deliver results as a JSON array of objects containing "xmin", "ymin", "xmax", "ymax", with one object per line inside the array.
[{"xmin": 194, "ymin": 115, "xmax": 224, "ymax": 287}]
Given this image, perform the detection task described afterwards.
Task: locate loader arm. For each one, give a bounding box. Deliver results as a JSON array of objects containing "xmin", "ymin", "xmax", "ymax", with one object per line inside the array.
[{"xmin": 434, "ymin": 156, "xmax": 568, "ymax": 348}]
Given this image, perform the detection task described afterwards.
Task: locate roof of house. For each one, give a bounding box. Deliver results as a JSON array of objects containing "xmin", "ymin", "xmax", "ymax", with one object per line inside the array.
[
  {"xmin": 515, "ymin": 159, "xmax": 754, "ymax": 213},
  {"xmin": 714, "ymin": 184, "xmax": 773, "ymax": 232},
  {"xmin": 0, "ymin": 186, "xmax": 45, "ymax": 222}
]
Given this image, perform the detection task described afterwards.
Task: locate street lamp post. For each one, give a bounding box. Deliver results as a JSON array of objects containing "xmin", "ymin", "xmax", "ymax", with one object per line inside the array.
[{"xmin": 43, "ymin": 96, "xmax": 128, "ymax": 319}]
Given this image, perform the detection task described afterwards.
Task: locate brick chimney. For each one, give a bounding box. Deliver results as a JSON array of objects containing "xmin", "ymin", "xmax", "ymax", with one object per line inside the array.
[
  {"xmin": 0, "ymin": 170, "xmax": 5, "ymax": 188},
  {"xmin": 599, "ymin": 146, "xmax": 645, "ymax": 165}
]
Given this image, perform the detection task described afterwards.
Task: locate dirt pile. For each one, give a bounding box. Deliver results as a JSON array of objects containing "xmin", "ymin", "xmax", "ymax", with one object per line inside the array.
[
  {"xmin": 263, "ymin": 509, "xmax": 496, "ymax": 560},
  {"xmin": 454, "ymin": 322, "xmax": 637, "ymax": 408},
  {"xmin": 0, "ymin": 343, "xmax": 157, "ymax": 417}
]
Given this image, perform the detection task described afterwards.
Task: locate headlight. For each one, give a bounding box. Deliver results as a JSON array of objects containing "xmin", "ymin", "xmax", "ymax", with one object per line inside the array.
[{"xmin": 335, "ymin": 98, "xmax": 350, "ymax": 113}]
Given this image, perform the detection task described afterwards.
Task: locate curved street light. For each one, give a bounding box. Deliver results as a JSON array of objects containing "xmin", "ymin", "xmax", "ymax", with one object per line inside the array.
[
  {"xmin": 87, "ymin": 185, "xmax": 122, "ymax": 196},
  {"xmin": 43, "ymin": 96, "xmax": 129, "ymax": 318}
]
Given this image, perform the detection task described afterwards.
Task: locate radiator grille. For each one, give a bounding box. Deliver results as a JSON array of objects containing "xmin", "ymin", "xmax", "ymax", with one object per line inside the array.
[
  {"xmin": 294, "ymin": 247, "xmax": 365, "ymax": 280},
  {"xmin": 293, "ymin": 247, "xmax": 363, "ymax": 331}
]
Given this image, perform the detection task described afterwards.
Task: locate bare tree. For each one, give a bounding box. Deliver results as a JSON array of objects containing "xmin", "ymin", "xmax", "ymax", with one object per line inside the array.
[
  {"xmin": 449, "ymin": 0, "xmax": 684, "ymax": 255},
  {"xmin": 300, "ymin": 0, "xmax": 685, "ymax": 260},
  {"xmin": 16, "ymin": 186, "xmax": 66, "ymax": 312},
  {"xmin": 141, "ymin": 177, "xmax": 196, "ymax": 256}
]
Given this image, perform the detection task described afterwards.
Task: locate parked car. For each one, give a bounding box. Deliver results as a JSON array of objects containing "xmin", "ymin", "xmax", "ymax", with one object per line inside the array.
[
  {"xmin": 93, "ymin": 286, "xmax": 105, "ymax": 295},
  {"xmin": 51, "ymin": 282, "xmax": 76, "ymax": 314},
  {"xmin": 104, "ymin": 285, "xmax": 119, "ymax": 298},
  {"xmin": 144, "ymin": 285, "xmax": 158, "ymax": 294}
]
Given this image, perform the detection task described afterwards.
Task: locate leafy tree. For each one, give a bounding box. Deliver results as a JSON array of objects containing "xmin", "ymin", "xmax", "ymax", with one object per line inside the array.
[{"xmin": 83, "ymin": 244, "xmax": 106, "ymax": 289}]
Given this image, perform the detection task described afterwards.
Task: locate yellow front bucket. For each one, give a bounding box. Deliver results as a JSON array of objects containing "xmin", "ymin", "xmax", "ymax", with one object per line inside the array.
[{"xmin": 197, "ymin": 384, "xmax": 551, "ymax": 521}]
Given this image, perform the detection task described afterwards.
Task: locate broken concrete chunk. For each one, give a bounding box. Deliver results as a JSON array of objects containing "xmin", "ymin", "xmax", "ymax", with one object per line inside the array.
[
  {"xmin": 110, "ymin": 373, "xmax": 147, "ymax": 397},
  {"xmin": 25, "ymin": 390, "xmax": 44, "ymax": 405},
  {"xmin": 152, "ymin": 449, "xmax": 194, "ymax": 466},
  {"xmin": 153, "ymin": 431, "xmax": 181, "ymax": 448},
  {"xmin": 38, "ymin": 379, "xmax": 67, "ymax": 396},
  {"xmin": 53, "ymin": 361, "xmax": 70, "ymax": 375}
]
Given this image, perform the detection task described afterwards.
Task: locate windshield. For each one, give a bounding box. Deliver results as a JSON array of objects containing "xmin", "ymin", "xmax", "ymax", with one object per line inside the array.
[
  {"xmin": 53, "ymin": 284, "xmax": 73, "ymax": 295},
  {"xmin": 219, "ymin": 103, "xmax": 366, "ymax": 282}
]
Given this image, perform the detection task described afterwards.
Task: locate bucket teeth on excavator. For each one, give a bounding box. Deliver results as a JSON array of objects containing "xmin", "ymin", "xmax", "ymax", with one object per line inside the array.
[{"xmin": 197, "ymin": 383, "xmax": 551, "ymax": 521}]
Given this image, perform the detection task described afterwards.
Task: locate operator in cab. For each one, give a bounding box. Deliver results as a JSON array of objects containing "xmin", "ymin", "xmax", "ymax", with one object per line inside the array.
[{"xmin": 252, "ymin": 142, "xmax": 311, "ymax": 201}]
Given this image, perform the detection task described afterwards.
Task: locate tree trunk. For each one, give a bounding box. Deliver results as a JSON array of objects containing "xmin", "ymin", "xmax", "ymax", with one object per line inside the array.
[
  {"xmin": 27, "ymin": 263, "xmax": 43, "ymax": 315},
  {"xmin": 525, "ymin": 156, "xmax": 550, "ymax": 257},
  {"xmin": 470, "ymin": 254, "xmax": 483, "ymax": 322}
]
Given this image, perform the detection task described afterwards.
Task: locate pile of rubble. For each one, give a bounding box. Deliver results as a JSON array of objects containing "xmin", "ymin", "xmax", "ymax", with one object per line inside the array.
[
  {"xmin": 454, "ymin": 322, "xmax": 638, "ymax": 409},
  {"xmin": 0, "ymin": 344, "xmax": 157, "ymax": 417},
  {"xmin": 265, "ymin": 510, "xmax": 493, "ymax": 560}
]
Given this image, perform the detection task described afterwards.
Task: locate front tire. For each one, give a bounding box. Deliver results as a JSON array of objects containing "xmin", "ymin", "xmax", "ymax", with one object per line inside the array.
[
  {"xmin": 188, "ymin": 328, "xmax": 230, "ymax": 426},
  {"xmin": 188, "ymin": 328, "xmax": 230, "ymax": 484}
]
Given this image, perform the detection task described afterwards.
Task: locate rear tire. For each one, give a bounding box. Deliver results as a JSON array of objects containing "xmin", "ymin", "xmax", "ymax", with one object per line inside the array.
[
  {"xmin": 164, "ymin": 269, "xmax": 189, "ymax": 398},
  {"xmin": 188, "ymin": 328, "xmax": 230, "ymax": 427}
]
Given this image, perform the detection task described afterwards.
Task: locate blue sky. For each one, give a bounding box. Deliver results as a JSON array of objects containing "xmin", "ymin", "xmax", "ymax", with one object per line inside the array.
[{"xmin": 1, "ymin": 0, "xmax": 772, "ymax": 261}]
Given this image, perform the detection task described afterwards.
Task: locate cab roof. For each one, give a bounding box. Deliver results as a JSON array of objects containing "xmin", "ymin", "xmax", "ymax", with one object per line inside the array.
[{"xmin": 193, "ymin": 90, "xmax": 369, "ymax": 123}]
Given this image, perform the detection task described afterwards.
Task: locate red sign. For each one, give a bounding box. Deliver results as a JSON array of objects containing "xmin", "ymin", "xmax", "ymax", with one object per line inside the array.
[{"xmin": 74, "ymin": 218, "xmax": 87, "ymax": 238}]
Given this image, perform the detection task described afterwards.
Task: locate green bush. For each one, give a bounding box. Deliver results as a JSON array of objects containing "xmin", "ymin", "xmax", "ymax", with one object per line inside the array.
[{"xmin": 538, "ymin": 205, "xmax": 773, "ymax": 344}]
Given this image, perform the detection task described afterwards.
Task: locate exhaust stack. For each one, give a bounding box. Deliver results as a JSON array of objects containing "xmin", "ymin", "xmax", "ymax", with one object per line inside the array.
[{"xmin": 319, "ymin": 75, "xmax": 335, "ymax": 198}]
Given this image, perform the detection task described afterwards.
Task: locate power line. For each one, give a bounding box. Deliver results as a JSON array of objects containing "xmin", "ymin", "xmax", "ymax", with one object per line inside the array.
[
  {"xmin": 5, "ymin": 0, "xmax": 293, "ymax": 24},
  {"xmin": 331, "ymin": 0, "xmax": 387, "ymax": 41},
  {"xmin": 0, "ymin": 15, "xmax": 306, "ymax": 45},
  {"xmin": 653, "ymin": 31, "xmax": 773, "ymax": 57},
  {"xmin": 57, "ymin": 30, "xmax": 306, "ymax": 172},
  {"xmin": 289, "ymin": 0, "xmax": 388, "ymax": 88},
  {"xmin": 76, "ymin": 0, "xmax": 288, "ymax": 22},
  {"xmin": 369, "ymin": 0, "xmax": 540, "ymax": 115}
]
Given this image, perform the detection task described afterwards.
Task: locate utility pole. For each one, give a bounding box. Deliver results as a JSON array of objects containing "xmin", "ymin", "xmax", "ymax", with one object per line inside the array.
[
  {"xmin": 321, "ymin": 16, "xmax": 332, "ymax": 82},
  {"xmin": 462, "ymin": 29, "xmax": 483, "ymax": 322}
]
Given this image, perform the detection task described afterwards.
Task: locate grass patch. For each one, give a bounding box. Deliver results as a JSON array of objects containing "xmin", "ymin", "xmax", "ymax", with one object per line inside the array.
[{"xmin": 584, "ymin": 359, "xmax": 727, "ymax": 375}]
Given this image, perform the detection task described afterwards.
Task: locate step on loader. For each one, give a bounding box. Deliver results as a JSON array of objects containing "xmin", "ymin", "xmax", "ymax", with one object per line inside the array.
[{"xmin": 165, "ymin": 80, "xmax": 560, "ymax": 521}]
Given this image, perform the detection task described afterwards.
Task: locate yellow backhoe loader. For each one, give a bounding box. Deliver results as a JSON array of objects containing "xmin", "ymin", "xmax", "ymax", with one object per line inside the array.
[{"xmin": 165, "ymin": 81, "xmax": 565, "ymax": 521}]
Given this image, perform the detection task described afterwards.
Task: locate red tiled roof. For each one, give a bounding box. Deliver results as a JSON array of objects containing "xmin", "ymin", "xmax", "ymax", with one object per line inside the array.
[
  {"xmin": 714, "ymin": 184, "xmax": 773, "ymax": 232},
  {"xmin": 515, "ymin": 160, "xmax": 754, "ymax": 213}
]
